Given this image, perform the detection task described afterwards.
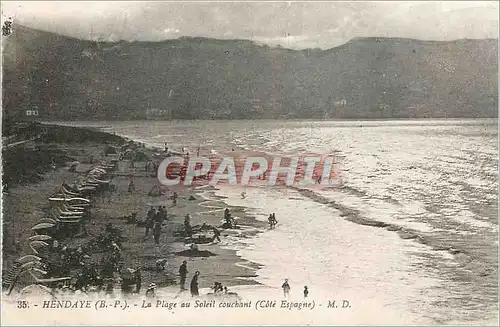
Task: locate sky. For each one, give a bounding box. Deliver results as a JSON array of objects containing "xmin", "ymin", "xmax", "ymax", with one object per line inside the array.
[{"xmin": 1, "ymin": 1, "xmax": 499, "ymax": 49}]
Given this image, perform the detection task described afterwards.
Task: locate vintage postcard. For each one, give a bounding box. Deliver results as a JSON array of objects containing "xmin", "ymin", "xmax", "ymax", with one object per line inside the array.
[{"xmin": 1, "ymin": 0, "xmax": 498, "ymax": 325}]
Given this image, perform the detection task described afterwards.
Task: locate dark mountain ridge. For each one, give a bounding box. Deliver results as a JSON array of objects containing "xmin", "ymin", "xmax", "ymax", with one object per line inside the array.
[{"xmin": 2, "ymin": 24, "xmax": 498, "ymax": 120}]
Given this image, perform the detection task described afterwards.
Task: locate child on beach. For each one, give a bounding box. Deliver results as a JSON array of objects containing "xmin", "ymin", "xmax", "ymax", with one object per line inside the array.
[
  {"xmin": 146, "ymin": 283, "xmax": 156, "ymax": 298},
  {"xmin": 213, "ymin": 282, "xmax": 223, "ymax": 295}
]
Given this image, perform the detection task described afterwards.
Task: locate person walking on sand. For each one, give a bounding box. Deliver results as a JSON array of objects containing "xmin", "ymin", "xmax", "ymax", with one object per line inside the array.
[
  {"xmin": 268, "ymin": 214, "xmax": 274, "ymax": 229},
  {"xmin": 212, "ymin": 227, "xmax": 221, "ymax": 243},
  {"xmin": 303, "ymin": 286, "xmax": 309, "ymax": 298},
  {"xmin": 190, "ymin": 271, "xmax": 200, "ymax": 297},
  {"xmin": 153, "ymin": 222, "xmax": 162, "ymax": 246},
  {"xmin": 282, "ymin": 279, "xmax": 291, "ymax": 298},
  {"xmin": 179, "ymin": 261, "xmax": 188, "ymax": 290},
  {"xmin": 162, "ymin": 206, "xmax": 168, "ymax": 221}
]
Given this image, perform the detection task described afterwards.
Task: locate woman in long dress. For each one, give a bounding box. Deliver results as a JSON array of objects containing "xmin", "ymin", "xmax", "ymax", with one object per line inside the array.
[{"xmin": 190, "ymin": 271, "xmax": 200, "ymax": 297}]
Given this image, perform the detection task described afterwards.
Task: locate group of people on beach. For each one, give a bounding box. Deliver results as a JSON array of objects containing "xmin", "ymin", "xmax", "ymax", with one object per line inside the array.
[
  {"xmin": 178, "ymin": 260, "xmax": 232, "ymax": 297},
  {"xmin": 19, "ymin": 139, "xmax": 298, "ymax": 302},
  {"xmin": 281, "ymin": 279, "xmax": 309, "ymax": 299},
  {"xmin": 145, "ymin": 206, "xmax": 168, "ymax": 245},
  {"xmin": 177, "ymin": 260, "xmax": 201, "ymax": 297},
  {"xmin": 268, "ymin": 213, "xmax": 278, "ymax": 229},
  {"xmin": 146, "ymin": 260, "xmax": 200, "ymax": 297},
  {"xmin": 184, "ymin": 215, "xmax": 222, "ymax": 244}
]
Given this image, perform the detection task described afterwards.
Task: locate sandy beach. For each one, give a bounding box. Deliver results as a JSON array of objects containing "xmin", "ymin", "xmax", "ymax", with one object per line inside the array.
[
  {"xmin": 2, "ymin": 121, "xmax": 498, "ymax": 326},
  {"xmin": 2, "ymin": 124, "xmax": 266, "ymax": 299}
]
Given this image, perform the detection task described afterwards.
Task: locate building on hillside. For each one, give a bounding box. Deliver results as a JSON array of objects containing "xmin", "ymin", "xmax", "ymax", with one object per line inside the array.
[
  {"xmin": 334, "ymin": 99, "xmax": 347, "ymax": 107},
  {"xmin": 331, "ymin": 98, "xmax": 347, "ymax": 119},
  {"xmin": 25, "ymin": 109, "xmax": 39, "ymax": 117},
  {"xmin": 146, "ymin": 108, "xmax": 171, "ymax": 119}
]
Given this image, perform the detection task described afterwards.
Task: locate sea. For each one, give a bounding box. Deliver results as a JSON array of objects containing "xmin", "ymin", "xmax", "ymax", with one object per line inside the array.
[{"xmin": 54, "ymin": 119, "xmax": 498, "ymax": 325}]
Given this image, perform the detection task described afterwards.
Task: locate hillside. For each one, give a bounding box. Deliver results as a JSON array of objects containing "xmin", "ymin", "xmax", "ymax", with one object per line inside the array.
[{"xmin": 2, "ymin": 24, "xmax": 498, "ymax": 120}]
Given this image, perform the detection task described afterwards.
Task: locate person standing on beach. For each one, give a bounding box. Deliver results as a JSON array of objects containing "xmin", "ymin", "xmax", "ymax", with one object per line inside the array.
[
  {"xmin": 145, "ymin": 207, "xmax": 155, "ymax": 238},
  {"xmin": 272, "ymin": 213, "xmax": 278, "ymax": 227},
  {"xmin": 190, "ymin": 271, "xmax": 200, "ymax": 297},
  {"xmin": 153, "ymin": 222, "xmax": 162, "ymax": 246},
  {"xmin": 184, "ymin": 214, "xmax": 192, "ymax": 236},
  {"xmin": 154, "ymin": 206, "xmax": 163, "ymax": 223},
  {"xmin": 128, "ymin": 179, "xmax": 135, "ymax": 193},
  {"xmin": 157, "ymin": 206, "xmax": 166, "ymax": 222},
  {"xmin": 303, "ymin": 286, "xmax": 309, "ymax": 298},
  {"xmin": 162, "ymin": 206, "xmax": 168, "ymax": 221},
  {"xmin": 179, "ymin": 260, "xmax": 188, "ymax": 290},
  {"xmin": 134, "ymin": 268, "xmax": 142, "ymax": 293},
  {"xmin": 282, "ymin": 279, "xmax": 291, "ymax": 298},
  {"xmin": 268, "ymin": 214, "xmax": 274, "ymax": 229}
]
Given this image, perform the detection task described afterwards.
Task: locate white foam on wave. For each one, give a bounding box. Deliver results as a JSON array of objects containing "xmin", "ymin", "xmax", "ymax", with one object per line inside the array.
[
  {"xmin": 451, "ymin": 210, "xmax": 497, "ymax": 231},
  {"xmin": 314, "ymin": 189, "xmax": 436, "ymax": 233}
]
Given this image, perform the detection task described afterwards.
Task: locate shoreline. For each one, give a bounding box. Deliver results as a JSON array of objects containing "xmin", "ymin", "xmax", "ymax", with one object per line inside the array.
[
  {"xmin": 2, "ymin": 123, "xmax": 268, "ymax": 298},
  {"xmin": 2, "ymin": 121, "xmax": 498, "ymax": 325}
]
